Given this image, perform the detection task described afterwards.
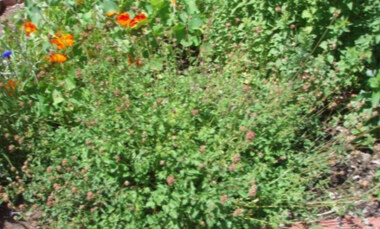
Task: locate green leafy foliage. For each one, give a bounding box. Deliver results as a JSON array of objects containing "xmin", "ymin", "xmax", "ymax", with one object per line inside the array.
[{"xmin": 0, "ymin": 0, "xmax": 379, "ymax": 228}]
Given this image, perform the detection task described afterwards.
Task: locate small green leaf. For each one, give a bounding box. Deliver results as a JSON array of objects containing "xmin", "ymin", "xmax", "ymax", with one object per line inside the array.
[
  {"xmin": 189, "ymin": 16, "xmax": 203, "ymax": 31},
  {"xmin": 27, "ymin": 7, "xmax": 42, "ymax": 25},
  {"xmin": 52, "ymin": 89, "xmax": 64, "ymax": 105},
  {"xmin": 173, "ymin": 25, "xmax": 186, "ymax": 41},
  {"xmin": 151, "ymin": 0, "xmax": 165, "ymax": 8},
  {"xmin": 102, "ymin": 0, "xmax": 118, "ymax": 13},
  {"xmin": 184, "ymin": 0, "xmax": 199, "ymax": 14},
  {"xmin": 371, "ymin": 92, "xmax": 380, "ymax": 106},
  {"xmin": 65, "ymin": 78, "xmax": 76, "ymax": 91}
]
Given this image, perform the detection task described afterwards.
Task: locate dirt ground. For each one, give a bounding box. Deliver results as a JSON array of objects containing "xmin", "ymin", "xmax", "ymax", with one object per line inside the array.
[{"xmin": 0, "ymin": 203, "xmax": 44, "ymax": 229}]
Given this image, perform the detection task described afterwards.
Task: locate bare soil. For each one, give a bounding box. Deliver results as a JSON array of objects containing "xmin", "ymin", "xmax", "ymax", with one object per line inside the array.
[{"xmin": 0, "ymin": 203, "xmax": 43, "ymax": 229}]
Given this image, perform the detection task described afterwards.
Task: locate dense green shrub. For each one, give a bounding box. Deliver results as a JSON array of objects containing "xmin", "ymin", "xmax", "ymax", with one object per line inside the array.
[{"xmin": 0, "ymin": 0, "xmax": 379, "ymax": 228}]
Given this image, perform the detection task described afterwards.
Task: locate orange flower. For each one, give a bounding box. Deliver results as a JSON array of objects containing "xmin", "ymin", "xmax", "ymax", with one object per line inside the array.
[
  {"xmin": 106, "ymin": 11, "xmax": 118, "ymax": 17},
  {"xmin": 23, "ymin": 22, "xmax": 37, "ymax": 36},
  {"xmin": 4, "ymin": 79, "xmax": 17, "ymax": 96},
  {"xmin": 129, "ymin": 19, "xmax": 138, "ymax": 27},
  {"xmin": 170, "ymin": 0, "xmax": 177, "ymax": 8},
  {"xmin": 51, "ymin": 31, "xmax": 75, "ymax": 50},
  {"xmin": 134, "ymin": 13, "xmax": 147, "ymax": 22},
  {"xmin": 46, "ymin": 53, "xmax": 67, "ymax": 63},
  {"xmin": 129, "ymin": 13, "xmax": 147, "ymax": 27},
  {"xmin": 117, "ymin": 13, "xmax": 147, "ymax": 27},
  {"xmin": 117, "ymin": 13, "xmax": 131, "ymax": 27},
  {"xmin": 77, "ymin": 0, "xmax": 83, "ymax": 5}
]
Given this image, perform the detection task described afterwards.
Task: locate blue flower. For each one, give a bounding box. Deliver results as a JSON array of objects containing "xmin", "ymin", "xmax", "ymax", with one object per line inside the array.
[{"xmin": 2, "ymin": 51, "xmax": 12, "ymax": 58}]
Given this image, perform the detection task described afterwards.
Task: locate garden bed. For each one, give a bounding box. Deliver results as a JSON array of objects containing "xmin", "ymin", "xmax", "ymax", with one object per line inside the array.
[{"xmin": 0, "ymin": 0, "xmax": 379, "ymax": 228}]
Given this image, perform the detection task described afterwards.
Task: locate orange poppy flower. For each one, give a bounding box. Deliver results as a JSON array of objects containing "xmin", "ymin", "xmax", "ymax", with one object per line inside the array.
[
  {"xmin": 117, "ymin": 13, "xmax": 131, "ymax": 27},
  {"xmin": 46, "ymin": 53, "xmax": 67, "ymax": 63},
  {"xmin": 129, "ymin": 19, "xmax": 138, "ymax": 27},
  {"xmin": 23, "ymin": 22, "xmax": 37, "ymax": 36},
  {"xmin": 4, "ymin": 79, "xmax": 17, "ymax": 96},
  {"xmin": 117, "ymin": 13, "xmax": 147, "ymax": 27},
  {"xmin": 51, "ymin": 31, "xmax": 75, "ymax": 50},
  {"xmin": 106, "ymin": 11, "xmax": 118, "ymax": 17},
  {"xmin": 129, "ymin": 13, "xmax": 147, "ymax": 27},
  {"xmin": 134, "ymin": 13, "xmax": 147, "ymax": 22}
]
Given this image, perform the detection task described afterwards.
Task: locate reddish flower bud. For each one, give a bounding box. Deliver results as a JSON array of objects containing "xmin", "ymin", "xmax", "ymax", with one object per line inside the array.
[
  {"xmin": 62, "ymin": 159, "xmax": 68, "ymax": 167},
  {"xmin": 166, "ymin": 175, "xmax": 175, "ymax": 186},
  {"xmin": 76, "ymin": 69, "xmax": 82, "ymax": 79},
  {"xmin": 249, "ymin": 185, "xmax": 257, "ymax": 197},
  {"xmin": 8, "ymin": 144, "xmax": 15, "ymax": 151},
  {"xmin": 243, "ymin": 85, "xmax": 251, "ymax": 92},
  {"xmin": 114, "ymin": 89, "xmax": 121, "ymax": 97},
  {"xmin": 81, "ymin": 168, "xmax": 88, "ymax": 174},
  {"xmin": 71, "ymin": 187, "xmax": 78, "ymax": 193},
  {"xmin": 46, "ymin": 166, "xmax": 53, "ymax": 173},
  {"xmin": 232, "ymin": 154, "xmax": 241, "ymax": 163},
  {"xmin": 56, "ymin": 166, "xmax": 62, "ymax": 172},
  {"xmin": 86, "ymin": 192, "xmax": 95, "ymax": 200},
  {"xmin": 53, "ymin": 183, "xmax": 60, "ymax": 191},
  {"xmin": 220, "ymin": 194, "xmax": 228, "ymax": 204},
  {"xmin": 245, "ymin": 131, "xmax": 256, "ymax": 142},
  {"xmin": 233, "ymin": 208, "xmax": 244, "ymax": 217},
  {"xmin": 275, "ymin": 6, "xmax": 282, "ymax": 13}
]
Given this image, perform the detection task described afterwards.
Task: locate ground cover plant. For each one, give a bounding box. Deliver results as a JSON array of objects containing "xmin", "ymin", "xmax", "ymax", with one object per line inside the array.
[{"xmin": 0, "ymin": 0, "xmax": 379, "ymax": 228}]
